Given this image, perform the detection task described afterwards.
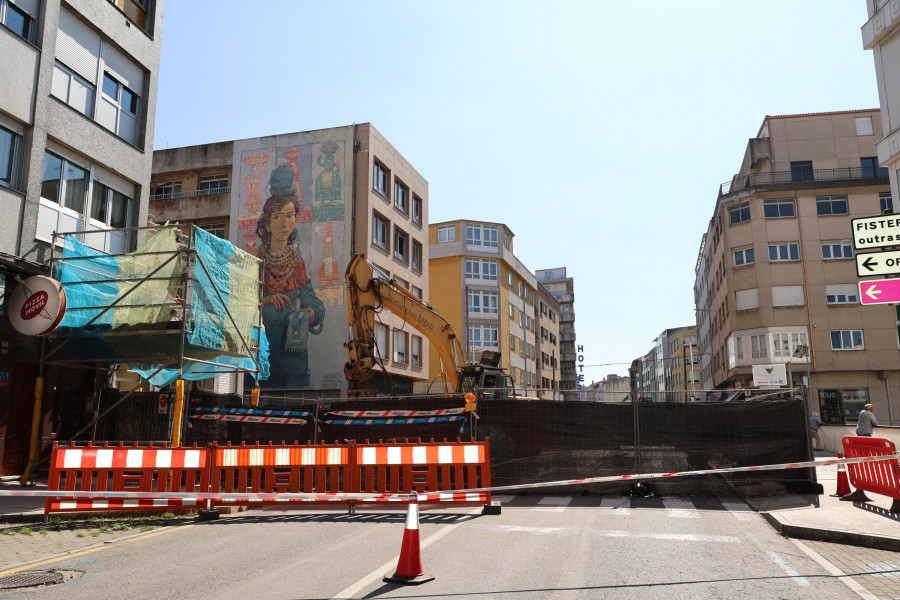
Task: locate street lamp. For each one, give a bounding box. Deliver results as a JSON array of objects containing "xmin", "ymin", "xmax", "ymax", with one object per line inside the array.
[{"xmin": 792, "ymin": 344, "xmax": 812, "ymax": 414}]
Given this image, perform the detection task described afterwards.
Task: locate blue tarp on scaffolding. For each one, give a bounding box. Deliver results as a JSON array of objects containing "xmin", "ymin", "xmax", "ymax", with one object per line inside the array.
[{"xmin": 50, "ymin": 225, "xmax": 269, "ymax": 386}]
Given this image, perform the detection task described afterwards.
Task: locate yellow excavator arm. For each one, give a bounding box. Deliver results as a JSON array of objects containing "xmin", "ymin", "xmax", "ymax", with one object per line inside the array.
[{"xmin": 344, "ymin": 253, "xmax": 465, "ymax": 396}]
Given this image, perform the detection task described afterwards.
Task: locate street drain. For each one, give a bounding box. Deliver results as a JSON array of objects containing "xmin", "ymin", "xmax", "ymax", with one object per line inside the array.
[{"xmin": 0, "ymin": 569, "xmax": 82, "ymax": 590}]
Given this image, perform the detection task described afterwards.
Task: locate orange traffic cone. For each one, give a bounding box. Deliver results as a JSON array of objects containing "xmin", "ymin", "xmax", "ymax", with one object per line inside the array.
[
  {"xmin": 384, "ymin": 493, "xmax": 434, "ymax": 585},
  {"xmin": 833, "ymin": 452, "xmax": 852, "ymax": 497}
]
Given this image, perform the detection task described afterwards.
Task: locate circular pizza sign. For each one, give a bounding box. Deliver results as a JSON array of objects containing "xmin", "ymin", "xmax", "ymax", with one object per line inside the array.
[{"xmin": 8, "ymin": 275, "xmax": 67, "ymax": 336}]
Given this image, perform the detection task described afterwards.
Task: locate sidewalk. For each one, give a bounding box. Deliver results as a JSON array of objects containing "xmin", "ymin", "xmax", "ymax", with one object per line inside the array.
[{"xmin": 4, "ymin": 455, "xmax": 900, "ymax": 551}]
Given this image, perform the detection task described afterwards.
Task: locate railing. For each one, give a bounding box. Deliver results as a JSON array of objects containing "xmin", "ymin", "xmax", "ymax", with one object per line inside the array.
[
  {"xmin": 719, "ymin": 167, "xmax": 888, "ymax": 196},
  {"xmin": 150, "ymin": 187, "xmax": 232, "ymax": 201}
]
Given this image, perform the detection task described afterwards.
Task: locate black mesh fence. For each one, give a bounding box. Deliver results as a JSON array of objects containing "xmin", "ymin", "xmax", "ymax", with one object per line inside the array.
[{"xmin": 87, "ymin": 387, "xmax": 815, "ymax": 496}]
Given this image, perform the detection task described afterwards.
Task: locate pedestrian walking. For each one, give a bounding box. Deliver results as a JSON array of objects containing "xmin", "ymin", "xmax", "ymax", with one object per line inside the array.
[
  {"xmin": 856, "ymin": 404, "xmax": 878, "ymax": 437},
  {"xmin": 809, "ymin": 413, "xmax": 824, "ymax": 449}
]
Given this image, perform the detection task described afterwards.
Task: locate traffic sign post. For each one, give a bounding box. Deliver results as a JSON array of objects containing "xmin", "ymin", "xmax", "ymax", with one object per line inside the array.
[
  {"xmin": 858, "ymin": 279, "xmax": 900, "ymax": 305},
  {"xmin": 856, "ymin": 250, "xmax": 900, "ymax": 277}
]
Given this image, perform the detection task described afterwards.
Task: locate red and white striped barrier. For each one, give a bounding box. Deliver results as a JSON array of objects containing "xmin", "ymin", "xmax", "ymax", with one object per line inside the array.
[
  {"xmin": 55, "ymin": 447, "xmax": 205, "ymax": 469},
  {"xmin": 4, "ymin": 453, "xmax": 893, "ymax": 504},
  {"xmin": 356, "ymin": 443, "xmax": 483, "ymax": 465},
  {"xmin": 193, "ymin": 414, "xmax": 307, "ymax": 425},
  {"xmin": 327, "ymin": 408, "xmax": 465, "ymax": 418},
  {"xmin": 215, "ymin": 446, "xmax": 348, "ymax": 467}
]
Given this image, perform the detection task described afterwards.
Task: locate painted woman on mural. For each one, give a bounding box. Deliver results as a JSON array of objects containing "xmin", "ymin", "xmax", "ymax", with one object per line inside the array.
[{"xmin": 256, "ymin": 194, "xmax": 325, "ymax": 388}]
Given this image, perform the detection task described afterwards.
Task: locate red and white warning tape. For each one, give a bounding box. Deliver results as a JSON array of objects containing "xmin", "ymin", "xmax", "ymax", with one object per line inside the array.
[
  {"xmin": 326, "ymin": 408, "xmax": 465, "ymax": 418},
  {"xmin": 191, "ymin": 414, "xmax": 307, "ymax": 425},
  {"xmin": 0, "ymin": 454, "xmax": 892, "ymax": 503}
]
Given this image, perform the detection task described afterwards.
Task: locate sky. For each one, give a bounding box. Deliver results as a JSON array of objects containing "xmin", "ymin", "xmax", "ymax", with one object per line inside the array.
[{"xmin": 152, "ymin": 1, "xmax": 880, "ymax": 385}]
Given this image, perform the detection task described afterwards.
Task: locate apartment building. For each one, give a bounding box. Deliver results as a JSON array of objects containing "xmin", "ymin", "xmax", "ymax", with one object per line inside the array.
[
  {"xmin": 652, "ymin": 326, "xmax": 700, "ymax": 402},
  {"xmin": 863, "ymin": 0, "xmax": 900, "ymax": 207},
  {"xmin": 0, "ymin": 0, "xmax": 164, "ymax": 474},
  {"xmin": 536, "ymin": 282, "xmax": 561, "ymax": 400},
  {"xmin": 535, "ymin": 267, "xmax": 578, "ymax": 400},
  {"xmin": 694, "ymin": 110, "xmax": 897, "ymax": 425},
  {"xmin": 428, "ymin": 220, "xmax": 545, "ymax": 394},
  {"xmin": 150, "ymin": 123, "xmax": 428, "ymax": 394}
]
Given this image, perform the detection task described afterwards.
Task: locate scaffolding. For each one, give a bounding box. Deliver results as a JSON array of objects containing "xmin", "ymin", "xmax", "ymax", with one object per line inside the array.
[{"xmin": 20, "ymin": 224, "xmax": 268, "ymax": 481}]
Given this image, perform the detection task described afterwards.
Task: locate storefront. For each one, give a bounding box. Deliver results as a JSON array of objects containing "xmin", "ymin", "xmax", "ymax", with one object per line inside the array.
[{"xmin": 819, "ymin": 388, "xmax": 868, "ymax": 425}]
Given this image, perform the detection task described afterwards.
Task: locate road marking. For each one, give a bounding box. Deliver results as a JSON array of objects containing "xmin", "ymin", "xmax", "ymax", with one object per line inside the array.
[
  {"xmin": 792, "ymin": 539, "xmax": 879, "ymax": 599},
  {"xmin": 468, "ymin": 523, "xmax": 739, "ymax": 543},
  {"xmin": 331, "ymin": 507, "xmax": 481, "ymax": 599},
  {"xmin": 766, "ymin": 551, "xmax": 809, "ymax": 587},
  {"xmin": 661, "ymin": 497, "xmax": 700, "ymax": 518},
  {"xmin": 721, "ymin": 500, "xmax": 755, "ymax": 521},
  {"xmin": 598, "ymin": 496, "xmax": 632, "ymax": 515},
  {"xmin": 0, "ymin": 524, "xmax": 195, "ymax": 577},
  {"xmin": 532, "ymin": 496, "xmax": 571, "ymax": 512}
]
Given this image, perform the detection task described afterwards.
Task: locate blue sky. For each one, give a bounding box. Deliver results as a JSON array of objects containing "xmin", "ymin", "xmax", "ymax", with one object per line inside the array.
[{"xmin": 153, "ymin": 1, "xmax": 879, "ymax": 384}]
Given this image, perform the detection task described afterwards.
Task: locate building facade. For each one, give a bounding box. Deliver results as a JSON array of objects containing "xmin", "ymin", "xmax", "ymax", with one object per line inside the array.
[
  {"xmin": 535, "ymin": 268, "xmax": 578, "ymax": 399},
  {"xmin": 0, "ymin": 0, "xmax": 164, "ymax": 474},
  {"xmin": 694, "ymin": 110, "xmax": 897, "ymax": 425},
  {"xmin": 863, "ymin": 0, "xmax": 900, "ymax": 212},
  {"xmin": 428, "ymin": 220, "xmax": 545, "ymax": 395},
  {"xmin": 150, "ymin": 123, "xmax": 429, "ymax": 394},
  {"xmin": 536, "ymin": 282, "xmax": 561, "ymax": 400}
]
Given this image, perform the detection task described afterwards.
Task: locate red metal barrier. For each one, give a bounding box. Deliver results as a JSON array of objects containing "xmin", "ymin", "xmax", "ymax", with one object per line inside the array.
[
  {"xmin": 207, "ymin": 441, "xmax": 351, "ymax": 507},
  {"xmin": 45, "ymin": 442, "xmax": 210, "ymax": 515},
  {"xmin": 352, "ymin": 438, "xmax": 491, "ymax": 507},
  {"xmin": 841, "ymin": 436, "xmax": 900, "ymax": 512}
]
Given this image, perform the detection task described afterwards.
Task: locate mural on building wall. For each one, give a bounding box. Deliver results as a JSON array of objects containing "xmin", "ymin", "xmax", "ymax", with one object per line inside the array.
[{"xmin": 234, "ymin": 135, "xmax": 349, "ymax": 389}]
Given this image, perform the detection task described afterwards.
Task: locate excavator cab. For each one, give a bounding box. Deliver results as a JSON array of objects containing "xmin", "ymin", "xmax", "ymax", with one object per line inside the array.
[{"xmin": 457, "ymin": 364, "xmax": 516, "ymax": 400}]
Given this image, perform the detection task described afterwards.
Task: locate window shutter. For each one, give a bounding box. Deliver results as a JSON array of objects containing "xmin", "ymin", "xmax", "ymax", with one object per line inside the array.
[
  {"xmin": 57, "ymin": 9, "xmax": 101, "ymax": 83},
  {"xmin": 103, "ymin": 44, "xmax": 144, "ymax": 93},
  {"xmin": 772, "ymin": 285, "xmax": 804, "ymax": 306},
  {"xmin": 735, "ymin": 288, "xmax": 759, "ymax": 310},
  {"xmin": 11, "ymin": 0, "xmax": 40, "ymax": 17}
]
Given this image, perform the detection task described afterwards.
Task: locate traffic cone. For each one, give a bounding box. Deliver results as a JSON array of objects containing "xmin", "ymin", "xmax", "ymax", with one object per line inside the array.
[
  {"xmin": 383, "ymin": 493, "xmax": 434, "ymax": 585},
  {"xmin": 832, "ymin": 452, "xmax": 852, "ymax": 497}
]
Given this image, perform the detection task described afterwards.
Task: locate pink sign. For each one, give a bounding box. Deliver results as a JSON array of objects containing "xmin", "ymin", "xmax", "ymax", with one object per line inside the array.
[{"xmin": 858, "ymin": 279, "xmax": 900, "ymax": 305}]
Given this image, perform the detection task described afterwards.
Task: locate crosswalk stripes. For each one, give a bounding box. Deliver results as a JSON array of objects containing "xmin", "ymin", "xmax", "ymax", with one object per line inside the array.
[{"xmin": 496, "ymin": 494, "xmax": 756, "ymax": 520}]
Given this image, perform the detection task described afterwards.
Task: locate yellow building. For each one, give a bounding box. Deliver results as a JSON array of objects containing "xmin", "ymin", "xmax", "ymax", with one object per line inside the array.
[{"xmin": 428, "ymin": 220, "xmax": 555, "ymax": 395}]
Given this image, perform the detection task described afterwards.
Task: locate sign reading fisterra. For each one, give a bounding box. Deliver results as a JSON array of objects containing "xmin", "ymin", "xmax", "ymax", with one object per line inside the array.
[{"xmin": 852, "ymin": 215, "xmax": 900, "ymax": 250}]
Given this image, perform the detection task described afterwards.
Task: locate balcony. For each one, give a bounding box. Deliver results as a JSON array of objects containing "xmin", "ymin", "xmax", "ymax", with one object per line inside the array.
[
  {"xmin": 560, "ymin": 311, "xmax": 575, "ymax": 322},
  {"xmin": 560, "ymin": 331, "xmax": 576, "ymax": 343},
  {"xmin": 718, "ymin": 167, "xmax": 888, "ymax": 198},
  {"xmin": 561, "ymin": 351, "xmax": 577, "ymax": 362},
  {"xmin": 150, "ymin": 188, "xmax": 232, "ymax": 222}
]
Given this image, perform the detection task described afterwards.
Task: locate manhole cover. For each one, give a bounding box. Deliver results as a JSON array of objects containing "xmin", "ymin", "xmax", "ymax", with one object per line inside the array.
[{"xmin": 0, "ymin": 569, "xmax": 78, "ymax": 590}]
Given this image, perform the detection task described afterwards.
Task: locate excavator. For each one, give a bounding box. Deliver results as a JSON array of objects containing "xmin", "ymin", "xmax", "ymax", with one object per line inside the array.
[{"xmin": 344, "ymin": 253, "xmax": 517, "ymax": 399}]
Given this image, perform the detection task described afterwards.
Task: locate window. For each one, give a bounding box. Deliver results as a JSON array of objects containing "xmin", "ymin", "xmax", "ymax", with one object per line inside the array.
[
  {"xmin": 764, "ymin": 199, "xmax": 795, "ymax": 218},
  {"xmin": 411, "ymin": 335, "xmax": 422, "ymax": 367},
  {"xmin": 393, "ymin": 228, "xmax": 409, "ymax": 262},
  {"xmin": 90, "ymin": 181, "xmax": 132, "ymax": 228},
  {"xmin": 791, "ymin": 332, "xmax": 809, "ymax": 356},
  {"xmin": 41, "ymin": 152, "xmax": 87, "ymax": 215},
  {"xmin": 0, "ymin": 124, "xmax": 23, "ymax": 189},
  {"xmin": 861, "ymin": 157, "xmax": 887, "ymax": 178},
  {"xmin": 790, "ymin": 161, "xmax": 813, "ymax": 182},
  {"xmin": 825, "ymin": 284, "xmax": 858, "ymax": 305},
  {"xmin": 199, "ymin": 223, "xmax": 226, "ymax": 239},
  {"xmin": 768, "ymin": 243, "xmax": 800, "ymax": 262},
  {"xmin": 372, "ymin": 212, "xmax": 388, "ymax": 249},
  {"xmin": 374, "ymin": 323, "xmax": 389, "ymax": 360},
  {"xmin": 53, "ymin": 10, "xmax": 145, "ymax": 145},
  {"xmin": 509, "ymin": 334, "xmax": 516, "ymax": 350},
  {"xmin": 735, "ymin": 336, "xmax": 743, "ymax": 360},
  {"xmin": 733, "ymin": 246, "xmax": 755, "ymax": 267},
  {"xmin": 52, "ymin": 61, "xmax": 95, "ymax": 118},
  {"xmin": 464, "ymin": 258, "xmax": 498, "ymax": 281},
  {"xmin": 151, "ymin": 180, "xmax": 181, "ymax": 199},
  {"xmin": 469, "ymin": 325, "xmax": 499, "ymax": 350},
  {"xmin": 411, "ymin": 240, "xmax": 422, "ymax": 271},
  {"xmin": 508, "ymin": 304, "xmax": 515, "ymax": 318},
  {"xmin": 729, "ymin": 203, "xmax": 750, "ymax": 225},
  {"xmin": 393, "ymin": 330, "xmax": 408, "ymax": 364},
  {"xmin": 2, "ymin": 0, "xmax": 34, "ymax": 42},
  {"xmin": 466, "ymin": 223, "xmax": 499, "ymax": 249},
  {"xmin": 412, "ymin": 195, "xmax": 422, "ymax": 225},
  {"xmin": 772, "ymin": 286, "xmax": 804, "ymax": 307},
  {"xmin": 99, "ymin": 72, "xmax": 140, "ymax": 143},
  {"xmin": 394, "ymin": 180, "xmax": 408, "ymax": 213},
  {"xmin": 856, "ymin": 117, "xmax": 874, "ymax": 136},
  {"xmin": 437, "ymin": 224, "xmax": 455, "ymax": 243},
  {"xmin": 816, "ymin": 196, "xmax": 848, "ymax": 216},
  {"xmin": 831, "ymin": 330, "xmax": 864, "ymax": 351},
  {"xmin": 198, "ymin": 174, "xmax": 228, "ymax": 195},
  {"xmin": 411, "ymin": 285, "xmax": 422, "ymax": 300},
  {"xmin": 751, "ymin": 334, "xmax": 767, "ymax": 358},
  {"xmin": 373, "ymin": 161, "xmax": 389, "ymax": 196},
  {"xmin": 881, "ymin": 192, "xmax": 894, "ymax": 214},
  {"xmin": 468, "ymin": 290, "xmax": 499, "ymax": 316},
  {"xmin": 821, "ymin": 240, "xmax": 852, "ymax": 260}
]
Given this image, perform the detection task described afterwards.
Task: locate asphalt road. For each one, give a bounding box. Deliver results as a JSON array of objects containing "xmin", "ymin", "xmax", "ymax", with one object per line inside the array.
[{"xmin": 0, "ymin": 495, "xmax": 881, "ymax": 599}]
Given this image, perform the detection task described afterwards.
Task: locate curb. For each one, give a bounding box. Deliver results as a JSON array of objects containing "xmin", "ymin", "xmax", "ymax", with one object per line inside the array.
[{"xmin": 760, "ymin": 511, "xmax": 900, "ymax": 552}]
